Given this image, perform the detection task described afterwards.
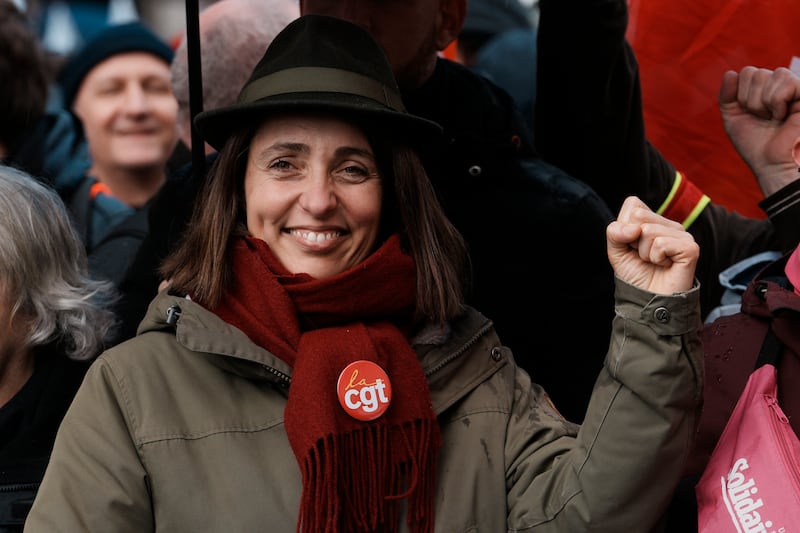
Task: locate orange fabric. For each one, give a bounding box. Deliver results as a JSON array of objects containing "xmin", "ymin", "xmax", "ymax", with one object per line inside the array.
[
  {"xmin": 89, "ymin": 181, "xmax": 113, "ymax": 199},
  {"xmin": 440, "ymin": 39, "xmax": 459, "ymax": 62},
  {"xmin": 627, "ymin": 0, "xmax": 800, "ymax": 219}
]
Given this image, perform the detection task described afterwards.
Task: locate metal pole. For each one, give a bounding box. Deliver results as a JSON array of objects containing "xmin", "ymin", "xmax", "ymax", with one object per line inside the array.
[{"xmin": 185, "ymin": 0, "xmax": 205, "ymax": 177}]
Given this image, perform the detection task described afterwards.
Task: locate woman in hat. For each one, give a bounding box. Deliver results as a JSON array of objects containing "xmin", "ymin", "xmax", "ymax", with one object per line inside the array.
[{"xmin": 25, "ymin": 15, "xmax": 702, "ymax": 533}]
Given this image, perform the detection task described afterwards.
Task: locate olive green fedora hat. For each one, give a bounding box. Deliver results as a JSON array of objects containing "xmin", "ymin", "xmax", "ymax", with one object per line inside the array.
[{"xmin": 194, "ymin": 14, "xmax": 442, "ymax": 151}]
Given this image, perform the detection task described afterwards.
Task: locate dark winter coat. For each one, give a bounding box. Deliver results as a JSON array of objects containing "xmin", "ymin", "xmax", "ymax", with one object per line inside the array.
[{"xmin": 0, "ymin": 351, "xmax": 90, "ymax": 532}]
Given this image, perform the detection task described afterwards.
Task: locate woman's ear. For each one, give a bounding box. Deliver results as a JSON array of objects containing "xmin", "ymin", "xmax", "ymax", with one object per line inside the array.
[{"xmin": 435, "ymin": 0, "xmax": 467, "ymax": 51}]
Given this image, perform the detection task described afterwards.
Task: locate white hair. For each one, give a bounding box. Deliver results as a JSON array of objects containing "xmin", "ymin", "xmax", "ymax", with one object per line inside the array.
[{"xmin": 0, "ymin": 164, "xmax": 117, "ymax": 359}]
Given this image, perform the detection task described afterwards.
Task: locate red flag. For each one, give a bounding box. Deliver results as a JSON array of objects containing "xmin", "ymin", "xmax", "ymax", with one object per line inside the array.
[{"xmin": 627, "ymin": 0, "xmax": 800, "ymax": 219}]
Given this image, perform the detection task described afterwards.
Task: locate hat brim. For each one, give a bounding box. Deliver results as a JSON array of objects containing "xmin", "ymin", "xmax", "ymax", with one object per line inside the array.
[{"xmin": 195, "ymin": 92, "xmax": 443, "ymax": 152}]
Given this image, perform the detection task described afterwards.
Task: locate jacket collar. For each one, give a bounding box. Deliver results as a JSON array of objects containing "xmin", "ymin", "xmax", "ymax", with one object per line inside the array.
[{"xmin": 138, "ymin": 290, "xmax": 505, "ymax": 413}]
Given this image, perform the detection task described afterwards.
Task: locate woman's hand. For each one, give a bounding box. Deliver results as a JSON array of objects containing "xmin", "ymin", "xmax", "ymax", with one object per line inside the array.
[{"xmin": 606, "ymin": 196, "xmax": 699, "ymax": 294}]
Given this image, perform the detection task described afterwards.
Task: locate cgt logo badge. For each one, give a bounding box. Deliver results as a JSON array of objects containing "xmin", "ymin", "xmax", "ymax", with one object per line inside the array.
[{"xmin": 337, "ymin": 360, "xmax": 392, "ymax": 421}]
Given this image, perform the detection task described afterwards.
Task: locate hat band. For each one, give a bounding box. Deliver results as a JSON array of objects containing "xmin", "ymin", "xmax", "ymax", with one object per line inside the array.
[{"xmin": 238, "ymin": 67, "xmax": 407, "ymax": 112}]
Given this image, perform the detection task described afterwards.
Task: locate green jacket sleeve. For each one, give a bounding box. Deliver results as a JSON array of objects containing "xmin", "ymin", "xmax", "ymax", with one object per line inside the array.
[
  {"xmin": 506, "ymin": 277, "xmax": 703, "ymax": 531},
  {"xmin": 23, "ymin": 356, "xmax": 153, "ymax": 533}
]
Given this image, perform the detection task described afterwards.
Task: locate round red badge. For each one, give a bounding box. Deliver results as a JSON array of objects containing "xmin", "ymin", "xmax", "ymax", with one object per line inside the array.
[{"xmin": 337, "ymin": 360, "xmax": 392, "ymax": 421}]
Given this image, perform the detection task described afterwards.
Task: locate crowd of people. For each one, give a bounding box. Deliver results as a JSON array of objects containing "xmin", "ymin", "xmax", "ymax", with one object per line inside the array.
[{"xmin": 0, "ymin": 0, "xmax": 798, "ymax": 531}]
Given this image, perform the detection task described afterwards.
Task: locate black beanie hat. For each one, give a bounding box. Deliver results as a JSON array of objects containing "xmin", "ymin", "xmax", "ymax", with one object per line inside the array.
[{"xmin": 58, "ymin": 21, "xmax": 174, "ymax": 109}]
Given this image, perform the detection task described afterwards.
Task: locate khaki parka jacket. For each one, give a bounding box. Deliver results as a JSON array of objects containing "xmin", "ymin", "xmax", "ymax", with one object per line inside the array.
[{"xmin": 25, "ymin": 277, "xmax": 702, "ymax": 532}]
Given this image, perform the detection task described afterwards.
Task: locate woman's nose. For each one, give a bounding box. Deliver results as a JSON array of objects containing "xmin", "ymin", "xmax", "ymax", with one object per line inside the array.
[{"xmin": 298, "ymin": 174, "xmax": 337, "ymax": 216}]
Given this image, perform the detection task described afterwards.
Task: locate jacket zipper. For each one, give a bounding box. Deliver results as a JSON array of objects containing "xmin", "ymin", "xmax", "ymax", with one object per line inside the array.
[
  {"xmin": 425, "ymin": 320, "xmax": 494, "ymax": 377},
  {"xmin": 0, "ymin": 482, "xmax": 39, "ymax": 492},
  {"xmin": 263, "ymin": 365, "xmax": 291, "ymax": 389},
  {"xmin": 765, "ymin": 393, "xmax": 800, "ymax": 494}
]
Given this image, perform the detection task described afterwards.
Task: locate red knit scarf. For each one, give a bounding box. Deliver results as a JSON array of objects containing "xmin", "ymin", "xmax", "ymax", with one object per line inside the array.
[{"xmin": 212, "ymin": 234, "xmax": 440, "ymax": 532}]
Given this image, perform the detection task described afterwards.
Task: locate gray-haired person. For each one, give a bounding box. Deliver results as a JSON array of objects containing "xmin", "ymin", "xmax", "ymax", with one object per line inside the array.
[{"xmin": 0, "ymin": 164, "xmax": 116, "ymax": 531}]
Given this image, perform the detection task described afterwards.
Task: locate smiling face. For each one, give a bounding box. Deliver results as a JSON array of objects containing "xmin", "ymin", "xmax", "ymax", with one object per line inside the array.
[
  {"xmin": 72, "ymin": 52, "xmax": 178, "ymax": 175},
  {"xmin": 244, "ymin": 115, "xmax": 383, "ymax": 279}
]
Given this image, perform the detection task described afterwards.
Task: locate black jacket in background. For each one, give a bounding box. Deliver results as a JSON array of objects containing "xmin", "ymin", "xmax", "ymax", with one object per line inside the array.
[
  {"xmin": 0, "ymin": 352, "xmax": 90, "ymax": 532},
  {"xmin": 405, "ymin": 58, "xmax": 615, "ymax": 423},
  {"xmin": 535, "ymin": 0, "xmax": 800, "ymax": 318}
]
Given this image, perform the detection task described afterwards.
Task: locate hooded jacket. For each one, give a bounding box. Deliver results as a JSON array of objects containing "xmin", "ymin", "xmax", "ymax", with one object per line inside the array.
[{"xmin": 25, "ymin": 275, "xmax": 702, "ymax": 533}]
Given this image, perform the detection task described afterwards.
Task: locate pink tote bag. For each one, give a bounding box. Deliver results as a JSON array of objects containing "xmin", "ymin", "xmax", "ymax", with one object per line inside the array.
[{"xmin": 695, "ymin": 330, "xmax": 800, "ymax": 531}]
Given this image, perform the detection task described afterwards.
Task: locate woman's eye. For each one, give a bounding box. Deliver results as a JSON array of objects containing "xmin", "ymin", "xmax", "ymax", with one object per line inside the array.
[
  {"xmin": 334, "ymin": 165, "xmax": 374, "ymax": 184},
  {"xmin": 269, "ymin": 159, "xmax": 293, "ymax": 170},
  {"xmin": 344, "ymin": 165, "xmax": 368, "ymax": 176}
]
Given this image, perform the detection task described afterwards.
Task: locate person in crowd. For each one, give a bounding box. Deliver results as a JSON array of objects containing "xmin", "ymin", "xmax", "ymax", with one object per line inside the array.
[
  {"xmin": 56, "ymin": 20, "xmax": 178, "ymax": 285},
  {"xmin": 535, "ymin": 0, "xmax": 800, "ymax": 319},
  {"xmin": 171, "ymin": 0, "xmax": 299, "ymax": 155},
  {"xmin": 0, "ymin": 165, "xmax": 117, "ymax": 532},
  {"xmin": 111, "ymin": 0, "xmax": 299, "ymax": 345},
  {"xmin": 657, "ymin": 65, "xmax": 800, "ymax": 531},
  {"xmin": 456, "ymin": 0, "xmax": 533, "ymax": 67},
  {"xmin": 118, "ymin": 0, "xmax": 618, "ymax": 424},
  {"xmin": 24, "ymin": 15, "xmax": 703, "ymax": 532},
  {"xmin": 0, "ymin": 0, "xmax": 90, "ymax": 195},
  {"xmin": 537, "ymin": 2, "xmax": 800, "ymax": 518},
  {"xmin": 456, "ymin": 0, "xmax": 537, "ymax": 135}
]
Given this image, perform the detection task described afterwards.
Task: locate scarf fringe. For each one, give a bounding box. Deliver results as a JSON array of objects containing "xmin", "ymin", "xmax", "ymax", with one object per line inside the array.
[{"xmin": 296, "ymin": 420, "xmax": 439, "ymax": 533}]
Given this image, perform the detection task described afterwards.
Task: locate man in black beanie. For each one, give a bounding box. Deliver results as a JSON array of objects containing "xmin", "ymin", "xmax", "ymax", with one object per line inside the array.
[
  {"xmin": 56, "ymin": 21, "xmax": 178, "ymax": 289},
  {"xmin": 58, "ymin": 21, "xmax": 174, "ymax": 110}
]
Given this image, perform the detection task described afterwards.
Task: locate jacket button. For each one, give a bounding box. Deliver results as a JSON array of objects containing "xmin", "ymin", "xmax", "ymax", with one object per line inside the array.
[
  {"xmin": 491, "ymin": 347, "xmax": 502, "ymax": 361},
  {"xmin": 468, "ymin": 165, "xmax": 482, "ymax": 177},
  {"xmin": 654, "ymin": 307, "xmax": 670, "ymax": 323}
]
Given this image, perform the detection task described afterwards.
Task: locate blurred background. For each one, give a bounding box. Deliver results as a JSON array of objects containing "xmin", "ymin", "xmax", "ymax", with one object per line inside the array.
[
  {"xmin": 13, "ymin": 0, "xmax": 218, "ymax": 54},
  {"xmin": 18, "ymin": 0, "xmax": 539, "ymax": 57}
]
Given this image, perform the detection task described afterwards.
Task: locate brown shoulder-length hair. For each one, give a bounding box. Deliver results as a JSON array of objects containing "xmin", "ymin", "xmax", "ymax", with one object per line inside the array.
[{"xmin": 161, "ymin": 118, "xmax": 470, "ymax": 324}]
